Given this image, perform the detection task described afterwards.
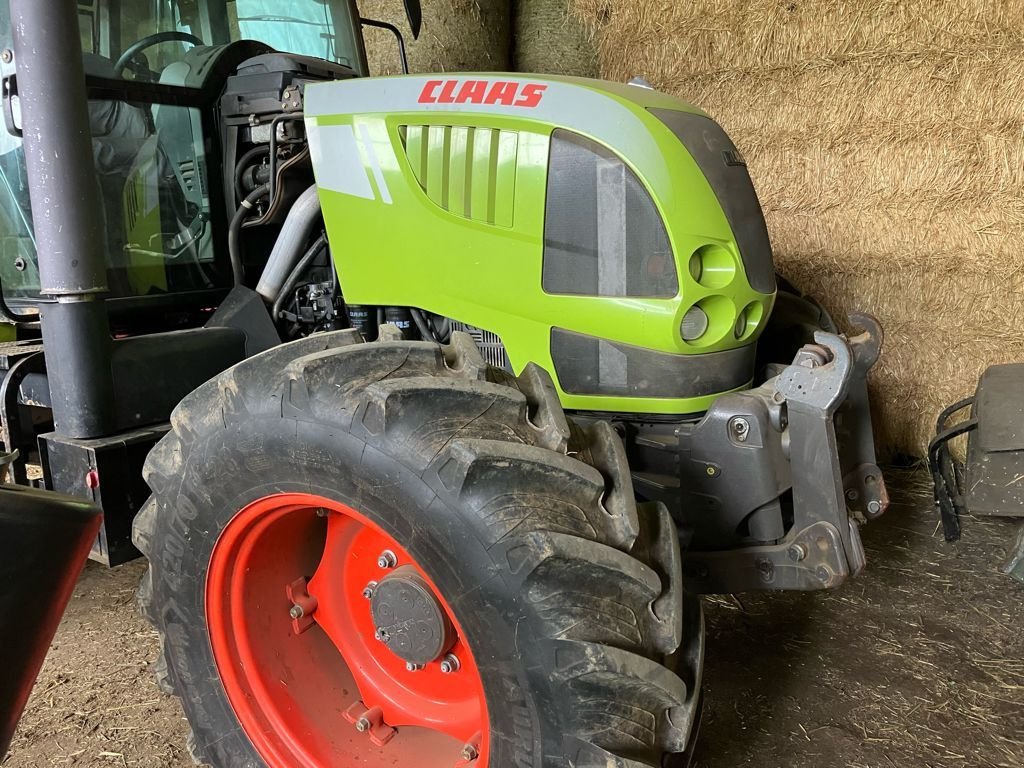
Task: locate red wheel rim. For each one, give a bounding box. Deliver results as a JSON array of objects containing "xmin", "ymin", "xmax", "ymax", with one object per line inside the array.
[{"xmin": 206, "ymin": 492, "xmax": 489, "ymax": 767}]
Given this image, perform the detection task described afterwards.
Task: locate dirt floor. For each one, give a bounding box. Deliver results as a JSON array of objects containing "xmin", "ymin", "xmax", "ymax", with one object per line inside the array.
[{"xmin": 5, "ymin": 468, "xmax": 1022, "ymax": 768}]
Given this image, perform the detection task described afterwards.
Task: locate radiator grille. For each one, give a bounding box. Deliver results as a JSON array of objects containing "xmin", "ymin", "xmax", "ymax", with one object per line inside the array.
[{"xmin": 450, "ymin": 321, "xmax": 511, "ymax": 371}]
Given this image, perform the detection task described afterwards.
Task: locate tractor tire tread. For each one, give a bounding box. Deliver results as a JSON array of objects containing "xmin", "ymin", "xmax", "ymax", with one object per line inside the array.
[{"xmin": 135, "ymin": 329, "xmax": 695, "ymax": 768}]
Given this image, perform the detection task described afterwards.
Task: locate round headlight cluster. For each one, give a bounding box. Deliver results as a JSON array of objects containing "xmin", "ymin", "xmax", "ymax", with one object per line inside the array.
[
  {"xmin": 688, "ymin": 244, "xmax": 736, "ymax": 289},
  {"xmin": 681, "ymin": 244, "xmax": 765, "ymax": 346},
  {"xmin": 680, "ymin": 305, "xmax": 709, "ymax": 341}
]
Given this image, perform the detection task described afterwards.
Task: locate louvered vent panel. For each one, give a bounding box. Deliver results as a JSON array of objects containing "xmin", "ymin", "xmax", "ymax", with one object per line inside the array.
[{"xmin": 402, "ymin": 125, "xmax": 518, "ymax": 227}]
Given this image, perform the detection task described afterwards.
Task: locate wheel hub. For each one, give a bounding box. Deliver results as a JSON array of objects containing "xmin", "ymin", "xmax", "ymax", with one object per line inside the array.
[{"xmin": 371, "ymin": 565, "xmax": 456, "ymax": 667}]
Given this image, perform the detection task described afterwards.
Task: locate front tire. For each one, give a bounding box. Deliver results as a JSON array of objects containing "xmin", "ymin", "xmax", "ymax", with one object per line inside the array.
[{"xmin": 134, "ymin": 329, "xmax": 703, "ymax": 767}]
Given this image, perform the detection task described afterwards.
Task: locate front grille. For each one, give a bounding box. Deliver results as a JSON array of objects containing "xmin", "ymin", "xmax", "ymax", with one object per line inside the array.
[{"xmin": 450, "ymin": 321, "xmax": 511, "ymax": 371}]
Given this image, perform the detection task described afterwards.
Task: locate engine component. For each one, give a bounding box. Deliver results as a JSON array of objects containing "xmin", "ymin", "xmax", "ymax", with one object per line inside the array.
[
  {"xmin": 346, "ymin": 304, "xmax": 378, "ymax": 341},
  {"xmin": 255, "ymin": 184, "xmax": 322, "ymax": 301},
  {"xmin": 450, "ymin": 321, "xmax": 510, "ymax": 370},
  {"xmin": 382, "ymin": 306, "xmax": 414, "ymax": 339}
]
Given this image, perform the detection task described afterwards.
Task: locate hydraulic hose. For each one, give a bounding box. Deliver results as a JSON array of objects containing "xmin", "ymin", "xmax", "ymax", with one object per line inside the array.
[
  {"xmin": 409, "ymin": 308, "xmax": 438, "ymax": 342},
  {"xmin": 233, "ymin": 145, "xmax": 271, "ymax": 204},
  {"xmin": 228, "ymin": 184, "xmax": 270, "ymax": 286}
]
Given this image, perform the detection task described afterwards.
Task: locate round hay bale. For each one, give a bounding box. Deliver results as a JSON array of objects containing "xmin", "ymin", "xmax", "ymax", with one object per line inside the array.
[
  {"xmin": 514, "ymin": 0, "xmax": 599, "ymax": 76},
  {"xmin": 359, "ymin": 0, "xmax": 512, "ymax": 75}
]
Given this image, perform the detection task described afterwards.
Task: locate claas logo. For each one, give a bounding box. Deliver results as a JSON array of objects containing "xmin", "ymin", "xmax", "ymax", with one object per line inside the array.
[{"xmin": 418, "ymin": 79, "xmax": 548, "ymax": 108}]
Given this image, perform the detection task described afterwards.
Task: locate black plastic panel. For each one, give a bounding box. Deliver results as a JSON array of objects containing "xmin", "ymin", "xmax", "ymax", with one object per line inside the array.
[
  {"xmin": 651, "ymin": 108, "xmax": 776, "ymax": 294},
  {"xmin": 551, "ymin": 327, "xmax": 754, "ymax": 399}
]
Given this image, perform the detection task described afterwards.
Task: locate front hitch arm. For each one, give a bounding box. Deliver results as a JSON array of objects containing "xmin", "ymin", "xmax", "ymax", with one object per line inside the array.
[{"xmin": 684, "ymin": 314, "xmax": 888, "ymax": 593}]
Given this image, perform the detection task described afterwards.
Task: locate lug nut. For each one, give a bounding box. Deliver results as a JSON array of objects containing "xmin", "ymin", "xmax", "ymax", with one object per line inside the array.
[
  {"xmin": 439, "ymin": 653, "xmax": 461, "ymax": 674},
  {"xmin": 289, "ymin": 604, "xmax": 304, "ymax": 619},
  {"xmin": 461, "ymin": 743, "xmax": 479, "ymax": 762},
  {"xmin": 315, "ymin": 507, "xmax": 329, "ymax": 517},
  {"xmin": 362, "ymin": 581, "xmax": 378, "ymax": 599},
  {"xmin": 405, "ymin": 661, "xmax": 424, "ymax": 672},
  {"xmin": 374, "ymin": 628, "xmax": 390, "ymax": 643},
  {"xmin": 377, "ymin": 550, "xmax": 397, "ymax": 569},
  {"xmin": 355, "ymin": 716, "xmax": 370, "ymax": 733}
]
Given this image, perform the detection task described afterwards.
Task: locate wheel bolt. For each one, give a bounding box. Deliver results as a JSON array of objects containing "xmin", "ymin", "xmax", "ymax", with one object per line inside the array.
[
  {"xmin": 439, "ymin": 653, "xmax": 461, "ymax": 674},
  {"xmin": 377, "ymin": 550, "xmax": 397, "ymax": 569},
  {"xmin": 405, "ymin": 661, "xmax": 424, "ymax": 672},
  {"xmin": 362, "ymin": 581, "xmax": 378, "ymax": 599},
  {"xmin": 289, "ymin": 604, "xmax": 304, "ymax": 619},
  {"xmin": 461, "ymin": 743, "xmax": 479, "ymax": 761}
]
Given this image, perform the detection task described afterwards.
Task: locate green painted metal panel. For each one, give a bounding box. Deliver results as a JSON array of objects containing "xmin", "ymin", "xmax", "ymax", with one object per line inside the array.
[
  {"xmin": 494, "ymin": 130, "xmax": 518, "ymax": 228},
  {"xmin": 470, "ymin": 128, "xmax": 497, "ymax": 224},
  {"xmin": 404, "ymin": 125, "xmax": 426, "ymax": 188},
  {"xmin": 447, "ymin": 126, "xmax": 470, "ymax": 218},
  {"xmin": 425, "ymin": 125, "xmax": 448, "ymax": 207},
  {"xmin": 307, "ymin": 75, "xmax": 776, "ymax": 415}
]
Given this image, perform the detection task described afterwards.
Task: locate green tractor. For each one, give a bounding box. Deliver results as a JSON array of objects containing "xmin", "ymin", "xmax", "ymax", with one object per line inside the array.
[{"xmin": 0, "ymin": 0, "xmax": 888, "ymax": 765}]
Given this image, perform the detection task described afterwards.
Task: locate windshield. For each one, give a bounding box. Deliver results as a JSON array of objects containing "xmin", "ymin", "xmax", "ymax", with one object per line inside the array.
[{"xmin": 75, "ymin": 0, "xmax": 366, "ymax": 79}]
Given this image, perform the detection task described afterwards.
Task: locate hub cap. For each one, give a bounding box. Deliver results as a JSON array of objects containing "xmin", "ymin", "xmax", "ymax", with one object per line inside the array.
[
  {"xmin": 205, "ymin": 493, "xmax": 488, "ymax": 767},
  {"xmin": 371, "ymin": 566, "xmax": 457, "ymax": 667}
]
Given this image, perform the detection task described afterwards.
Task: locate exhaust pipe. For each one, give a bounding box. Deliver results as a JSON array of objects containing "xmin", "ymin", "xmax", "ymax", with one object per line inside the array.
[{"xmin": 11, "ymin": 0, "xmax": 116, "ymax": 438}]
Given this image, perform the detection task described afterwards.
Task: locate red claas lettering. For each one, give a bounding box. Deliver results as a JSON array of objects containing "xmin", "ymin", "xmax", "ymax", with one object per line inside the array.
[
  {"xmin": 417, "ymin": 80, "xmax": 443, "ymax": 103},
  {"xmin": 514, "ymin": 83, "xmax": 547, "ymax": 108},
  {"xmin": 418, "ymin": 79, "xmax": 547, "ymax": 108}
]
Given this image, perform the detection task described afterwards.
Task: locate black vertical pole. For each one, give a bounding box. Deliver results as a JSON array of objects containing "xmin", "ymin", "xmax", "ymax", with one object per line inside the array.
[{"xmin": 10, "ymin": 0, "xmax": 115, "ymax": 438}]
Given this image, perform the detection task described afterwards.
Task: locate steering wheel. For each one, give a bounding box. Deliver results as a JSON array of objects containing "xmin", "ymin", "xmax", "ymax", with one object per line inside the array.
[{"xmin": 114, "ymin": 31, "xmax": 205, "ymax": 79}]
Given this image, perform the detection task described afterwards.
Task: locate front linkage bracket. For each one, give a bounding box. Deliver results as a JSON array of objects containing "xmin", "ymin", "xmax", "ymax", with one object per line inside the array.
[{"xmin": 685, "ymin": 316, "xmax": 887, "ymax": 593}]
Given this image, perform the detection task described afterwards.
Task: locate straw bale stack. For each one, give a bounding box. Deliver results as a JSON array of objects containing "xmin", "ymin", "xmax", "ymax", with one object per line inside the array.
[
  {"xmin": 573, "ymin": 0, "xmax": 1024, "ymax": 457},
  {"xmin": 515, "ymin": 0, "xmax": 599, "ymax": 76},
  {"xmin": 360, "ymin": 0, "xmax": 512, "ymax": 75}
]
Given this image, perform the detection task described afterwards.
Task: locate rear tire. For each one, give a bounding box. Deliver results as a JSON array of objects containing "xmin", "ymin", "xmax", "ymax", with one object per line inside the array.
[{"xmin": 134, "ymin": 328, "xmax": 703, "ymax": 767}]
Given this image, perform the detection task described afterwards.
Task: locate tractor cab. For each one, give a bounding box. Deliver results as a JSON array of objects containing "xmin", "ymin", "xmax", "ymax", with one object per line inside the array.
[{"xmin": 0, "ymin": 0, "xmax": 405, "ymax": 330}]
